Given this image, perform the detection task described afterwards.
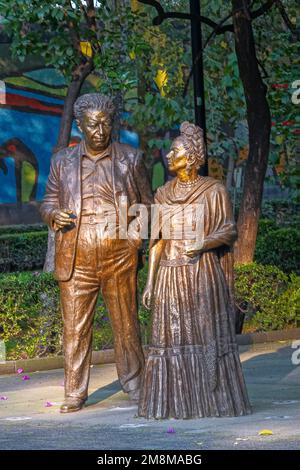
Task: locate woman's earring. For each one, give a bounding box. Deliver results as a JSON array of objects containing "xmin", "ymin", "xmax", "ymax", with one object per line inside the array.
[{"xmin": 186, "ymin": 156, "xmax": 195, "ymax": 174}]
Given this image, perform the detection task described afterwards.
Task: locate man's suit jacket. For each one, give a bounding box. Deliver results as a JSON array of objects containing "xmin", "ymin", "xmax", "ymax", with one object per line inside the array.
[{"xmin": 40, "ymin": 141, "xmax": 153, "ymax": 281}]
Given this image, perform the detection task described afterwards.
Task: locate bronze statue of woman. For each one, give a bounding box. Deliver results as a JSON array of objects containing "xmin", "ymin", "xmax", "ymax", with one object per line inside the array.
[{"xmin": 138, "ymin": 122, "xmax": 251, "ymax": 419}]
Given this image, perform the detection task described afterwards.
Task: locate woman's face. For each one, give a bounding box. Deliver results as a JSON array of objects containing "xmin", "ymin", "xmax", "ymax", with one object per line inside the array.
[{"xmin": 166, "ymin": 138, "xmax": 188, "ymax": 174}]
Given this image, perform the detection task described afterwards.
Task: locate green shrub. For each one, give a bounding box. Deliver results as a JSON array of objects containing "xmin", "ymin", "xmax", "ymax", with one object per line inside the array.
[
  {"xmin": 1, "ymin": 262, "xmax": 298, "ymax": 360},
  {"xmin": 261, "ymin": 199, "xmax": 300, "ymax": 229},
  {"xmin": 235, "ymin": 263, "xmax": 300, "ymax": 332},
  {"xmin": 93, "ymin": 307, "xmax": 114, "ymax": 352},
  {"xmin": 257, "ymin": 218, "xmax": 278, "ymax": 236},
  {"xmin": 0, "ymin": 231, "xmax": 48, "ymax": 272},
  {"xmin": 252, "ymin": 273, "xmax": 300, "ymax": 332},
  {"xmin": 255, "ymin": 226, "xmax": 300, "ymax": 273},
  {"xmin": 0, "ymin": 266, "xmax": 150, "ymax": 360},
  {"xmin": 0, "ymin": 224, "xmax": 47, "ymax": 235},
  {"xmin": 0, "ymin": 271, "xmax": 62, "ymax": 360}
]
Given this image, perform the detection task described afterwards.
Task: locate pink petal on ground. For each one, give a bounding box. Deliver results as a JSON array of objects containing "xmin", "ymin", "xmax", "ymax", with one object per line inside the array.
[
  {"xmin": 45, "ymin": 401, "xmax": 53, "ymax": 407},
  {"xmin": 0, "ymin": 396, "xmax": 8, "ymax": 400},
  {"xmin": 167, "ymin": 427, "xmax": 176, "ymax": 434},
  {"xmin": 17, "ymin": 368, "xmax": 24, "ymax": 374},
  {"xmin": 22, "ymin": 375, "xmax": 30, "ymax": 381}
]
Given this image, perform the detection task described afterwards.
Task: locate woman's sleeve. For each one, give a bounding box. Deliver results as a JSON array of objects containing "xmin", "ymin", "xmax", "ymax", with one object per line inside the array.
[{"xmin": 202, "ymin": 183, "xmax": 237, "ymax": 251}]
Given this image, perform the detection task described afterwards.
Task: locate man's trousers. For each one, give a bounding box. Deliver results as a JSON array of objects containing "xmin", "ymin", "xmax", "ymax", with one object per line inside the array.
[{"xmin": 59, "ymin": 223, "xmax": 145, "ymax": 400}]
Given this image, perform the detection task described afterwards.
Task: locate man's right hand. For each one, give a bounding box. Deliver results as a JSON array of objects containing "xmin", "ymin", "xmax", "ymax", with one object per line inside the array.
[
  {"xmin": 142, "ymin": 283, "xmax": 154, "ymax": 311},
  {"xmin": 52, "ymin": 209, "xmax": 75, "ymax": 230}
]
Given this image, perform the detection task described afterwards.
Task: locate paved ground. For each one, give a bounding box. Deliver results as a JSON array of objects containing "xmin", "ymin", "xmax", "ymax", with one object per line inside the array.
[{"xmin": 0, "ymin": 340, "xmax": 300, "ymax": 450}]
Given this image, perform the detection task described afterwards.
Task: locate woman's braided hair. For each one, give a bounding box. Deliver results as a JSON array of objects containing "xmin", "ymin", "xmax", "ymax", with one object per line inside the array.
[{"xmin": 179, "ymin": 121, "xmax": 206, "ymax": 172}]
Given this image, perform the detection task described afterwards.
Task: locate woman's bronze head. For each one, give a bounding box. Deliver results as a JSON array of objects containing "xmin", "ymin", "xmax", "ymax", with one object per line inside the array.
[{"xmin": 166, "ymin": 121, "xmax": 206, "ymax": 174}]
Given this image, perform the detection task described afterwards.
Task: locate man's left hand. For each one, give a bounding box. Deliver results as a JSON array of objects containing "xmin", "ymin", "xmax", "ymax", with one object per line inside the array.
[{"xmin": 184, "ymin": 240, "xmax": 204, "ymax": 257}]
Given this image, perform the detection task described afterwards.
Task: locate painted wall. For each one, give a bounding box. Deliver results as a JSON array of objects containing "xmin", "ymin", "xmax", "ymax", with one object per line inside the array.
[
  {"xmin": 0, "ymin": 59, "xmax": 81, "ymax": 211},
  {"xmin": 0, "ymin": 85, "xmax": 82, "ymax": 204},
  {"xmin": 0, "ymin": 48, "xmax": 141, "ymax": 224}
]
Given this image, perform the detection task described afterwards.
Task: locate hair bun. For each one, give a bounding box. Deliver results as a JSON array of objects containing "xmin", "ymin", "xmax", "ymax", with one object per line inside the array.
[
  {"xmin": 180, "ymin": 121, "xmax": 203, "ymax": 138},
  {"xmin": 178, "ymin": 121, "xmax": 206, "ymax": 170}
]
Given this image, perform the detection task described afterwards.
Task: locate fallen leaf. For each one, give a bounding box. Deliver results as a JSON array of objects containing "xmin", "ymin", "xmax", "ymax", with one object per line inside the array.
[{"xmin": 259, "ymin": 429, "xmax": 273, "ymax": 436}]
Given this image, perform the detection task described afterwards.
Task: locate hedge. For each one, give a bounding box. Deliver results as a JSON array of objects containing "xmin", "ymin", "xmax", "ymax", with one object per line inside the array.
[
  {"xmin": 261, "ymin": 199, "xmax": 299, "ymax": 229},
  {"xmin": 255, "ymin": 223, "xmax": 300, "ymax": 273},
  {"xmin": 0, "ymin": 263, "xmax": 299, "ymax": 360},
  {"xmin": 0, "ymin": 224, "xmax": 47, "ymax": 235},
  {"xmin": 0, "ymin": 231, "xmax": 48, "ymax": 272},
  {"xmin": 235, "ymin": 263, "xmax": 300, "ymax": 332}
]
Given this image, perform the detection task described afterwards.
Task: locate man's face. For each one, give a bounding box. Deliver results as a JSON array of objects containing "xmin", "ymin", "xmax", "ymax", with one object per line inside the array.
[{"xmin": 79, "ymin": 109, "xmax": 112, "ymax": 152}]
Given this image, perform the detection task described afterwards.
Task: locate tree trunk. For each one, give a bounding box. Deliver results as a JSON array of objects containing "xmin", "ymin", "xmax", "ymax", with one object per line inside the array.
[
  {"xmin": 55, "ymin": 60, "xmax": 94, "ymax": 151},
  {"xmin": 232, "ymin": 0, "xmax": 271, "ymax": 264},
  {"xmin": 43, "ymin": 59, "xmax": 94, "ymax": 272}
]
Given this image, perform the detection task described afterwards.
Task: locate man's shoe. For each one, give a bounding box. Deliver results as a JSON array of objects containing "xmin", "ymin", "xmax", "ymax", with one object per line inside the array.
[{"xmin": 60, "ymin": 397, "xmax": 86, "ymax": 414}]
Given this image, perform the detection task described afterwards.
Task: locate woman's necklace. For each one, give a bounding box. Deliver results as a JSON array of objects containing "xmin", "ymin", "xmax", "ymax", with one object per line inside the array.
[{"xmin": 176, "ymin": 175, "xmax": 201, "ymax": 188}]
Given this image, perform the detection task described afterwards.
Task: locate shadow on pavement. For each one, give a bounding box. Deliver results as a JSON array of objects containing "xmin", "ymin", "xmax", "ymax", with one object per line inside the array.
[{"xmin": 85, "ymin": 379, "xmax": 121, "ymax": 407}]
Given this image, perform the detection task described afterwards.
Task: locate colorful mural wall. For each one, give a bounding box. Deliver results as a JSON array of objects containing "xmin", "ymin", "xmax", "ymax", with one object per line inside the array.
[
  {"xmin": 0, "ymin": 41, "xmax": 141, "ymax": 224},
  {"xmin": 0, "ymin": 64, "xmax": 81, "ymax": 208}
]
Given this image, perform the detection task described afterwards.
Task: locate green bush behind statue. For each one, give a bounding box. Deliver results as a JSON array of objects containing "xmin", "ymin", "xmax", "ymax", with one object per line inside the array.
[{"xmin": 0, "ymin": 263, "xmax": 299, "ymax": 360}]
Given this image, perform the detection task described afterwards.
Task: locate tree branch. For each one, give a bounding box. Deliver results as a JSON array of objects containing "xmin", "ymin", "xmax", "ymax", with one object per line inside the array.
[
  {"xmin": 77, "ymin": 0, "xmax": 90, "ymax": 27},
  {"xmin": 250, "ymin": 0, "xmax": 276, "ymax": 19},
  {"xmin": 275, "ymin": 0, "xmax": 298, "ymax": 36},
  {"xmin": 256, "ymin": 58, "xmax": 269, "ymax": 79},
  {"xmin": 138, "ymin": 0, "xmax": 234, "ymax": 33},
  {"xmin": 76, "ymin": 0, "xmax": 101, "ymax": 53},
  {"xmin": 139, "ymin": 0, "xmax": 287, "ymax": 30},
  {"xmin": 182, "ymin": 10, "xmax": 236, "ymax": 97},
  {"xmin": 86, "ymin": 0, "xmax": 97, "ymax": 33},
  {"xmin": 66, "ymin": 1, "xmax": 81, "ymax": 54}
]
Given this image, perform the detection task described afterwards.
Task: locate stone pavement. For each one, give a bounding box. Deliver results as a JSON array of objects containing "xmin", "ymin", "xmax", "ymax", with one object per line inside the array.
[{"xmin": 0, "ymin": 341, "xmax": 299, "ymax": 450}]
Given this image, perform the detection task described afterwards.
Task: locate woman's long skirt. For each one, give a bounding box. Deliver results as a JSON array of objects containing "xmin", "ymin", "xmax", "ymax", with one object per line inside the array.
[{"xmin": 138, "ymin": 255, "xmax": 251, "ymax": 419}]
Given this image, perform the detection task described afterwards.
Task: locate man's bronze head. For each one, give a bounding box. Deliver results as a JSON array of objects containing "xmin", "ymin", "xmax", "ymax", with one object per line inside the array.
[{"xmin": 74, "ymin": 93, "xmax": 115, "ymax": 152}]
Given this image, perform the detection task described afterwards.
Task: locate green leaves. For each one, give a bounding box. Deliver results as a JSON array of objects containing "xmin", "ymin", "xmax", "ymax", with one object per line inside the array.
[{"xmin": 234, "ymin": 262, "xmax": 299, "ymax": 332}]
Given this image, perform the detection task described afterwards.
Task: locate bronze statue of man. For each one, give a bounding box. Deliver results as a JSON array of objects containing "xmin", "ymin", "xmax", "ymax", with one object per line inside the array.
[{"xmin": 40, "ymin": 93, "xmax": 153, "ymax": 413}]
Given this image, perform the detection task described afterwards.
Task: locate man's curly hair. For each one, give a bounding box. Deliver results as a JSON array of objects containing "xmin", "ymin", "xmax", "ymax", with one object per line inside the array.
[
  {"xmin": 178, "ymin": 121, "xmax": 206, "ymax": 171},
  {"xmin": 73, "ymin": 93, "xmax": 116, "ymax": 122}
]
